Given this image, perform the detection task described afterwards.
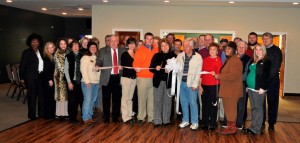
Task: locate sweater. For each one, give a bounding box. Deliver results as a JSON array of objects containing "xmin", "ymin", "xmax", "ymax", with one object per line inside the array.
[
  {"xmin": 80, "ymin": 55, "xmax": 100, "ymax": 84},
  {"xmin": 201, "ymin": 56, "xmax": 222, "ymax": 85},
  {"xmin": 133, "ymin": 45, "xmax": 159, "ymax": 78}
]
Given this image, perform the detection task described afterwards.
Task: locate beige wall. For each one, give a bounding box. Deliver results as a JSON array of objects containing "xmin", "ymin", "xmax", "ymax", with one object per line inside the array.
[{"xmin": 92, "ymin": 5, "xmax": 300, "ymax": 94}]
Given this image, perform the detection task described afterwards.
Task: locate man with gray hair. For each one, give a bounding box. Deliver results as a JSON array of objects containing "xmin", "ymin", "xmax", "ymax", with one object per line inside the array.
[
  {"xmin": 96, "ymin": 34, "xmax": 126, "ymax": 123},
  {"xmin": 236, "ymin": 41, "xmax": 251, "ymax": 129},
  {"xmin": 177, "ymin": 38, "xmax": 202, "ymax": 130},
  {"xmin": 262, "ymin": 32, "xmax": 282, "ymax": 131}
]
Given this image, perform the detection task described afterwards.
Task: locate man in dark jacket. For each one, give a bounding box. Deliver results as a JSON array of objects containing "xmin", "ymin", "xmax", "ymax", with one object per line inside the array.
[{"xmin": 262, "ymin": 32, "xmax": 283, "ymax": 131}]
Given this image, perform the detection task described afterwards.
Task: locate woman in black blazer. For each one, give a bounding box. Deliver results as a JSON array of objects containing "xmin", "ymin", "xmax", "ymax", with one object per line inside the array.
[
  {"xmin": 42, "ymin": 42, "xmax": 56, "ymax": 119},
  {"xmin": 19, "ymin": 33, "xmax": 44, "ymax": 120},
  {"xmin": 149, "ymin": 38, "xmax": 176, "ymax": 127},
  {"xmin": 244, "ymin": 44, "xmax": 271, "ymax": 135}
]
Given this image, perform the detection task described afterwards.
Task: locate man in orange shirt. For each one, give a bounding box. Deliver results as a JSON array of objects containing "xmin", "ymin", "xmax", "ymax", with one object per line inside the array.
[{"xmin": 133, "ymin": 32, "xmax": 159, "ymax": 126}]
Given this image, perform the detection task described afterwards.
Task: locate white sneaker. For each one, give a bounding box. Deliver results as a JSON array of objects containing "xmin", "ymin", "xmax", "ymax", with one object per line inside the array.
[
  {"xmin": 179, "ymin": 122, "xmax": 189, "ymax": 128},
  {"xmin": 190, "ymin": 123, "xmax": 199, "ymax": 130}
]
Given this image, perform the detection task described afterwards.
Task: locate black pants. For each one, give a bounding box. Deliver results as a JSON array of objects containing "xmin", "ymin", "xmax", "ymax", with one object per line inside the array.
[
  {"xmin": 201, "ymin": 85, "xmax": 218, "ymax": 127},
  {"xmin": 26, "ymin": 74, "xmax": 44, "ymax": 119},
  {"xmin": 236, "ymin": 83, "xmax": 247, "ymax": 126},
  {"xmin": 263, "ymin": 77, "xmax": 280, "ymax": 125},
  {"xmin": 43, "ymin": 80, "xmax": 55, "ymax": 119},
  {"xmin": 132, "ymin": 86, "xmax": 138, "ymax": 114},
  {"xmin": 67, "ymin": 80, "xmax": 83, "ymax": 121},
  {"xmin": 102, "ymin": 75, "xmax": 122, "ymax": 119}
]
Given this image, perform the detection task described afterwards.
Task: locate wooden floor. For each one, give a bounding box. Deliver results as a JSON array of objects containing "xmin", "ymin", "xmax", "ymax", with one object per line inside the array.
[{"xmin": 0, "ymin": 113, "xmax": 299, "ymax": 143}]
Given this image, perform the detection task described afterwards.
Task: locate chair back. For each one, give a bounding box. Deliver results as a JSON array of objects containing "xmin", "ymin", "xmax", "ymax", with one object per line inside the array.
[
  {"xmin": 6, "ymin": 64, "xmax": 14, "ymax": 82},
  {"xmin": 11, "ymin": 65, "xmax": 20, "ymax": 85}
]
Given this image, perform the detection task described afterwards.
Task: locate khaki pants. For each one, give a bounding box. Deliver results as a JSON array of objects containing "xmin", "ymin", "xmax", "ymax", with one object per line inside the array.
[
  {"xmin": 137, "ymin": 78, "xmax": 154, "ymax": 121},
  {"xmin": 121, "ymin": 77, "xmax": 136, "ymax": 122}
]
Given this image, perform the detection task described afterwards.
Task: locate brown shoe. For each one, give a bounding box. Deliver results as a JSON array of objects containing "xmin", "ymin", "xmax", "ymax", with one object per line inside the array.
[{"xmin": 220, "ymin": 121, "xmax": 237, "ymax": 135}]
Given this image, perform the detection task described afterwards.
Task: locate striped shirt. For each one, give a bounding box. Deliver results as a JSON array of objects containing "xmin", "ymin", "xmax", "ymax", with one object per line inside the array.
[{"xmin": 182, "ymin": 51, "xmax": 195, "ymax": 82}]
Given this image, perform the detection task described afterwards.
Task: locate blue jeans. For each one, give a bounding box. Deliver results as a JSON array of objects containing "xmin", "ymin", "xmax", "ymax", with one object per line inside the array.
[
  {"xmin": 81, "ymin": 82, "xmax": 99, "ymax": 121},
  {"xmin": 94, "ymin": 86, "xmax": 102, "ymax": 108},
  {"xmin": 180, "ymin": 82, "xmax": 198, "ymax": 124}
]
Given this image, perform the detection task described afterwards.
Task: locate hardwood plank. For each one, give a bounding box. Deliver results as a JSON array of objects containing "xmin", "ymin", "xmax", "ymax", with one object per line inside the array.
[{"xmin": 0, "ymin": 114, "xmax": 299, "ymax": 143}]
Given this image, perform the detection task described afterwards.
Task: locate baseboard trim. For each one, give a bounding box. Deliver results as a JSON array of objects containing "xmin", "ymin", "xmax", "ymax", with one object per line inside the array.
[{"xmin": 284, "ymin": 93, "xmax": 300, "ymax": 96}]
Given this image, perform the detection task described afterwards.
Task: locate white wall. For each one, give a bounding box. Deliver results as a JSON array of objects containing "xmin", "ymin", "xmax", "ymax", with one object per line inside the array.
[{"xmin": 93, "ymin": 5, "xmax": 300, "ymax": 94}]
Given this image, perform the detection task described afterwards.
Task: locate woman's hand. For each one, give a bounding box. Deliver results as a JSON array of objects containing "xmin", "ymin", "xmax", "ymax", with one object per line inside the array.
[
  {"xmin": 49, "ymin": 80, "xmax": 53, "ymax": 87},
  {"xmin": 68, "ymin": 82, "xmax": 74, "ymax": 90},
  {"xmin": 191, "ymin": 87, "xmax": 197, "ymax": 91},
  {"xmin": 156, "ymin": 65, "xmax": 161, "ymax": 71},
  {"xmin": 86, "ymin": 83, "xmax": 91, "ymax": 88}
]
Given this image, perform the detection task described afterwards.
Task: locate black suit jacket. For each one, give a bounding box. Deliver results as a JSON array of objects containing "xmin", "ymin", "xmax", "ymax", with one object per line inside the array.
[{"xmin": 19, "ymin": 47, "xmax": 43, "ymax": 84}]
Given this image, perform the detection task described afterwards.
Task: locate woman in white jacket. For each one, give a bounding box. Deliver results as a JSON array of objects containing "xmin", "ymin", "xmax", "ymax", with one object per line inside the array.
[{"xmin": 80, "ymin": 42, "xmax": 100, "ymax": 125}]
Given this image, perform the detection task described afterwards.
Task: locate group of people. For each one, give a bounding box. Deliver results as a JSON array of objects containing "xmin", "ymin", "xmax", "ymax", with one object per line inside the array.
[{"xmin": 19, "ymin": 31, "xmax": 282, "ymax": 135}]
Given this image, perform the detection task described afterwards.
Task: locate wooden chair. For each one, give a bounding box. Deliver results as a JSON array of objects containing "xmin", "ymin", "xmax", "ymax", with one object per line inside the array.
[
  {"xmin": 11, "ymin": 65, "xmax": 27, "ymax": 102},
  {"xmin": 5, "ymin": 64, "xmax": 16, "ymax": 96}
]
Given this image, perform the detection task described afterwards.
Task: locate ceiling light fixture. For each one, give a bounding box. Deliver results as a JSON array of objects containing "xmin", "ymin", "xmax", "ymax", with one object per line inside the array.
[
  {"xmin": 6, "ymin": 0, "xmax": 12, "ymax": 3},
  {"xmin": 164, "ymin": 0, "xmax": 170, "ymax": 2},
  {"xmin": 62, "ymin": 12, "xmax": 67, "ymax": 15},
  {"xmin": 78, "ymin": 7, "xmax": 84, "ymax": 11},
  {"xmin": 229, "ymin": 1, "xmax": 235, "ymax": 4},
  {"xmin": 42, "ymin": 8, "xmax": 47, "ymax": 11},
  {"xmin": 293, "ymin": 2, "xmax": 299, "ymax": 5},
  {"xmin": 103, "ymin": 0, "xmax": 108, "ymax": 2}
]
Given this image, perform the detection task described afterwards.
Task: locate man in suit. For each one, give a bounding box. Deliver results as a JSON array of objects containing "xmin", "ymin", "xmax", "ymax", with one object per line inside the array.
[
  {"xmin": 96, "ymin": 34, "xmax": 126, "ymax": 123},
  {"xmin": 19, "ymin": 33, "xmax": 44, "ymax": 120}
]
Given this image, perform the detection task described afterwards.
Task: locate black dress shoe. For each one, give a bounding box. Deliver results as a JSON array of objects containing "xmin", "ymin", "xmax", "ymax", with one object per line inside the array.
[
  {"xmin": 104, "ymin": 118, "xmax": 109, "ymax": 123},
  {"xmin": 268, "ymin": 124, "xmax": 275, "ymax": 131},
  {"xmin": 164, "ymin": 123, "xmax": 172, "ymax": 127},
  {"xmin": 113, "ymin": 118, "xmax": 120, "ymax": 123},
  {"xmin": 125, "ymin": 119, "xmax": 134, "ymax": 124},
  {"xmin": 208, "ymin": 127, "xmax": 216, "ymax": 131},
  {"xmin": 201, "ymin": 125, "xmax": 209, "ymax": 130},
  {"xmin": 154, "ymin": 124, "xmax": 162, "ymax": 128},
  {"xmin": 138, "ymin": 120, "xmax": 144, "ymax": 126}
]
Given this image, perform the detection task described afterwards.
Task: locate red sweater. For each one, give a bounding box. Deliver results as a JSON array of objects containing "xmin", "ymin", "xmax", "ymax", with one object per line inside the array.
[{"xmin": 201, "ymin": 56, "xmax": 222, "ymax": 85}]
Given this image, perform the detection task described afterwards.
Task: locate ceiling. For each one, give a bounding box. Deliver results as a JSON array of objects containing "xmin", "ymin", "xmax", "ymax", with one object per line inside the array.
[{"xmin": 0, "ymin": 0, "xmax": 299, "ymax": 17}]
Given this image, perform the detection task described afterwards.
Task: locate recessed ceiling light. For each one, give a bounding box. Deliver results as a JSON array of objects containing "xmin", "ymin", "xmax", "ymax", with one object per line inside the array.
[
  {"xmin": 164, "ymin": 0, "xmax": 170, "ymax": 2},
  {"xmin": 229, "ymin": 1, "xmax": 235, "ymax": 4},
  {"xmin": 41, "ymin": 8, "xmax": 47, "ymax": 11},
  {"xmin": 6, "ymin": 0, "xmax": 12, "ymax": 3},
  {"xmin": 78, "ymin": 7, "xmax": 84, "ymax": 11},
  {"xmin": 293, "ymin": 2, "xmax": 299, "ymax": 5},
  {"xmin": 62, "ymin": 12, "xmax": 67, "ymax": 15},
  {"xmin": 103, "ymin": 0, "xmax": 108, "ymax": 2}
]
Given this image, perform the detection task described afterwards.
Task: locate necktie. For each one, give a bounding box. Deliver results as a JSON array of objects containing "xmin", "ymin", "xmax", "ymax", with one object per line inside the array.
[{"xmin": 113, "ymin": 49, "xmax": 118, "ymax": 74}]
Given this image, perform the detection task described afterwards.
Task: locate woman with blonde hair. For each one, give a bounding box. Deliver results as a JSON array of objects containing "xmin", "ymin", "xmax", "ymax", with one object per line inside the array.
[
  {"xmin": 244, "ymin": 44, "xmax": 271, "ymax": 135},
  {"xmin": 42, "ymin": 42, "xmax": 56, "ymax": 119}
]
